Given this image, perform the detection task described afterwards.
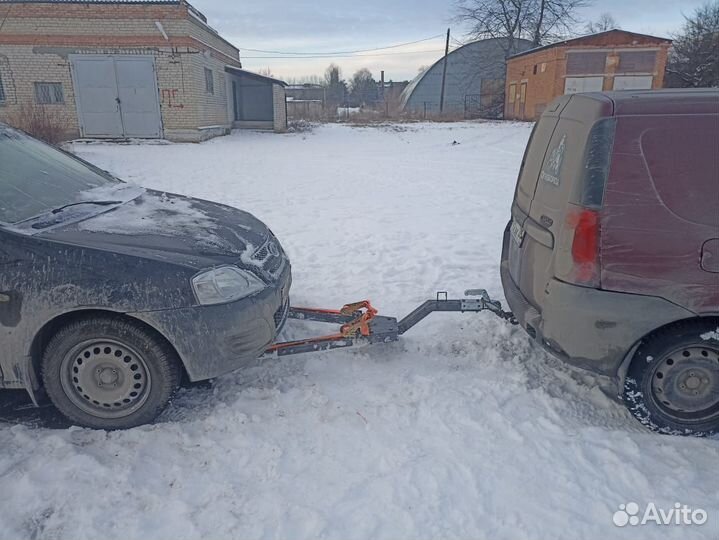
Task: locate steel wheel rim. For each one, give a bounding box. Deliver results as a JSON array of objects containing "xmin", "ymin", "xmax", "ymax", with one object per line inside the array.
[
  {"xmin": 60, "ymin": 339, "xmax": 152, "ymax": 419},
  {"xmin": 650, "ymin": 344, "xmax": 719, "ymax": 421}
]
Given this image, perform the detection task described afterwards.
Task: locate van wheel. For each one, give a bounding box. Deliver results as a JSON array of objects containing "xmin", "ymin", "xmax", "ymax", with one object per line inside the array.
[
  {"xmin": 623, "ymin": 320, "xmax": 719, "ymax": 437},
  {"xmin": 42, "ymin": 316, "xmax": 181, "ymax": 430}
]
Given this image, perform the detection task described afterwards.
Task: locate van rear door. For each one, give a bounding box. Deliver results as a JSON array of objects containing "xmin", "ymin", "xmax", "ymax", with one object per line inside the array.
[
  {"xmin": 507, "ymin": 94, "xmax": 614, "ymax": 310},
  {"xmin": 512, "ymin": 97, "xmax": 569, "ymax": 217}
]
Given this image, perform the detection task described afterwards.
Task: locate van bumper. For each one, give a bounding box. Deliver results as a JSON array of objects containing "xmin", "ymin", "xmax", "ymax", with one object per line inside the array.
[{"xmin": 500, "ymin": 231, "xmax": 694, "ymax": 377}]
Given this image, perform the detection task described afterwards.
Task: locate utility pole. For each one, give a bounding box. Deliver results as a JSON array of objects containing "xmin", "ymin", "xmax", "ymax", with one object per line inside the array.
[{"xmin": 439, "ymin": 28, "xmax": 450, "ymax": 115}]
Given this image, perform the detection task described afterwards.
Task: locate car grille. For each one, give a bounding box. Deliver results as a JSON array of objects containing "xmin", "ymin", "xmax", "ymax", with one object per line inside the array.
[{"xmin": 251, "ymin": 237, "xmax": 286, "ymax": 279}]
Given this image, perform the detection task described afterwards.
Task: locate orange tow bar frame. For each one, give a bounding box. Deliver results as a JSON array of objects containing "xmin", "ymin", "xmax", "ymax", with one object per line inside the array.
[{"xmin": 263, "ymin": 291, "xmax": 516, "ymax": 358}]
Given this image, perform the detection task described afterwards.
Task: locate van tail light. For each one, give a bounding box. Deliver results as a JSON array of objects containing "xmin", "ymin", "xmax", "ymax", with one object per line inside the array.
[
  {"xmin": 559, "ymin": 118, "xmax": 614, "ymax": 288},
  {"xmin": 566, "ymin": 207, "xmax": 600, "ymax": 287}
]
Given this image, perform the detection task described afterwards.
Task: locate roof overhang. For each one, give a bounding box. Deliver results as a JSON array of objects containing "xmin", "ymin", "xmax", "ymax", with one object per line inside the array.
[
  {"xmin": 508, "ymin": 30, "xmax": 672, "ymax": 60},
  {"xmin": 225, "ymin": 66, "xmax": 287, "ymax": 87}
]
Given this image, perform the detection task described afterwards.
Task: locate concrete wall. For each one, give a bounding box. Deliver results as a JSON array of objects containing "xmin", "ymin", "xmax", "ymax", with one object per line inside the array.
[
  {"xmin": 272, "ymin": 84, "xmax": 287, "ymax": 132},
  {"xmin": 505, "ymin": 31, "xmax": 672, "ymax": 121},
  {"xmin": 287, "ymin": 100, "xmax": 323, "ymax": 120},
  {"xmin": 0, "ymin": 1, "xmax": 242, "ymax": 142}
]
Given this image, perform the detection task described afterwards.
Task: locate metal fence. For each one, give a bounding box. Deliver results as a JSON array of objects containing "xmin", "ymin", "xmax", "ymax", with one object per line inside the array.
[{"xmin": 464, "ymin": 90, "xmax": 505, "ymax": 120}]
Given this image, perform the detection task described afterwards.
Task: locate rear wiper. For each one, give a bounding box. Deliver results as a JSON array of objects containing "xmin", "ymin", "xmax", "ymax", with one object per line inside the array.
[{"xmin": 51, "ymin": 200, "xmax": 122, "ymax": 214}]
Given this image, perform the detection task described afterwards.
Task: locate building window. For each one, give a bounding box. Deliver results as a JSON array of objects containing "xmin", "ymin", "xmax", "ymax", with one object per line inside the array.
[
  {"xmin": 35, "ymin": 82, "xmax": 64, "ymax": 104},
  {"xmin": 0, "ymin": 74, "xmax": 5, "ymax": 103},
  {"xmin": 204, "ymin": 68, "xmax": 214, "ymax": 94},
  {"xmin": 533, "ymin": 64, "xmax": 538, "ymax": 75}
]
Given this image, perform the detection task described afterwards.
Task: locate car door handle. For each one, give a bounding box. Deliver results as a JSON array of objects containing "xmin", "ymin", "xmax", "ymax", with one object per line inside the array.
[
  {"xmin": 0, "ymin": 293, "xmax": 10, "ymax": 303},
  {"xmin": 701, "ymin": 239, "xmax": 719, "ymax": 273}
]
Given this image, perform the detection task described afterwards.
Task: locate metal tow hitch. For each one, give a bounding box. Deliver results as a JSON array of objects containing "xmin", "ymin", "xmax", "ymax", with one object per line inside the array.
[{"xmin": 263, "ymin": 289, "xmax": 516, "ymax": 358}]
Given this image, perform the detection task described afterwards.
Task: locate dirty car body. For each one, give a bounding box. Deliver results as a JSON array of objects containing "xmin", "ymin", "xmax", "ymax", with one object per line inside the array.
[
  {"xmin": 0, "ymin": 125, "xmax": 291, "ymax": 422},
  {"xmin": 501, "ymin": 89, "xmax": 719, "ymax": 436}
]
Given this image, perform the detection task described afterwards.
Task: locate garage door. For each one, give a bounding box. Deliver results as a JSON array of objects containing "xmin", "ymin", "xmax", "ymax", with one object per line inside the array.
[
  {"xmin": 71, "ymin": 56, "xmax": 162, "ymax": 138},
  {"xmin": 613, "ymin": 75, "xmax": 653, "ymax": 90},
  {"xmin": 564, "ymin": 76, "xmax": 604, "ymax": 94}
]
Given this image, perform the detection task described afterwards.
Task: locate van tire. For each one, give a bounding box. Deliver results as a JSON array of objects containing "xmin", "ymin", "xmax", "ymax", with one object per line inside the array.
[
  {"xmin": 41, "ymin": 316, "xmax": 181, "ymax": 430},
  {"xmin": 623, "ymin": 320, "xmax": 719, "ymax": 437}
]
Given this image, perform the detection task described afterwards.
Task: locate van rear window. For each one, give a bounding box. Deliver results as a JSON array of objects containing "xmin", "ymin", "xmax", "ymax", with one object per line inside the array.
[{"xmin": 579, "ymin": 118, "xmax": 616, "ymax": 208}]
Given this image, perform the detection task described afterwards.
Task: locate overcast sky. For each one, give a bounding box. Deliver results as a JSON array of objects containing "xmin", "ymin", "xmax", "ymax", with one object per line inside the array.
[{"xmin": 190, "ymin": 0, "xmax": 706, "ymax": 82}]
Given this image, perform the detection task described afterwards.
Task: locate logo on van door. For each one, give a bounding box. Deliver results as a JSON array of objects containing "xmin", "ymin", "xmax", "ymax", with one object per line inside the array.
[{"xmin": 540, "ymin": 134, "xmax": 566, "ymax": 187}]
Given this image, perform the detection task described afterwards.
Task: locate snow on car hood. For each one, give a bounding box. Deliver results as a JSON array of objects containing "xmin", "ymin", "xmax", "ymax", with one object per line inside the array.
[{"xmin": 41, "ymin": 189, "xmax": 271, "ymax": 269}]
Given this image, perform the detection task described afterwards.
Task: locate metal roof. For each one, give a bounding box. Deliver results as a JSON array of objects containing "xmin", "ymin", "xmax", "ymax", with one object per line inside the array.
[
  {"xmin": 602, "ymin": 88, "xmax": 719, "ymax": 116},
  {"xmin": 399, "ymin": 37, "xmax": 531, "ymax": 110},
  {"xmin": 508, "ymin": 29, "xmax": 672, "ymax": 59},
  {"xmin": 225, "ymin": 66, "xmax": 287, "ymax": 87}
]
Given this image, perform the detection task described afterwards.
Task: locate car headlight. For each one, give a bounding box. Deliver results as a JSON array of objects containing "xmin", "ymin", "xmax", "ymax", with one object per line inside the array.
[{"xmin": 191, "ymin": 266, "xmax": 266, "ymax": 305}]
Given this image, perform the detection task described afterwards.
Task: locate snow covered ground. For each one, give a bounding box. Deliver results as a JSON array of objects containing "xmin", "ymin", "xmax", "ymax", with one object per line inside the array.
[{"xmin": 1, "ymin": 122, "xmax": 717, "ymax": 540}]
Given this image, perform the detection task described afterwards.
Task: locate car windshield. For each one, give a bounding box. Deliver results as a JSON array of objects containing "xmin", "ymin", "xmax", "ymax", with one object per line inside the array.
[{"xmin": 0, "ymin": 127, "xmax": 119, "ymax": 224}]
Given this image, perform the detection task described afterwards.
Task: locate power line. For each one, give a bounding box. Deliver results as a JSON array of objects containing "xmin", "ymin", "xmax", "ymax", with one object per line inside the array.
[
  {"xmin": 238, "ymin": 34, "xmax": 445, "ymax": 56},
  {"xmin": 242, "ymin": 48, "xmax": 446, "ymax": 60},
  {"xmin": 450, "ymin": 35, "xmax": 477, "ymax": 51}
]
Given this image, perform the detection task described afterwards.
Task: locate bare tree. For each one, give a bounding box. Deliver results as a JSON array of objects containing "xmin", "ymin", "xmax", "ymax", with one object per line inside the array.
[
  {"xmin": 324, "ymin": 64, "xmax": 342, "ymax": 87},
  {"xmin": 454, "ymin": 0, "xmax": 532, "ymax": 54},
  {"xmin": 454, "ymin": 0, "xmax": 590, "ymax": 51},
  {"xmin": 256, "ymin": 67, "xmax": 274, "ymax": 78},
  {"xmin": 324, "ymin": 64, "xmax": 347, "ymax": 106},
  {"xmin": 284, "ymin": 74, "xmax": 324, "ymax": 86},
  {"xmin": 585, "ymin": 12, "xmax": 618, "ymax": 33},
  {"xmin": 666, "ymin": 1, "xmax": 719, "ymax": 88},
  {"xmin": 349, "ymin": 68, "xmax": 378, "ymax": 106},
  {"xmin": 530, "ymin": 0, "xmax": 591, "ymax": 46}
]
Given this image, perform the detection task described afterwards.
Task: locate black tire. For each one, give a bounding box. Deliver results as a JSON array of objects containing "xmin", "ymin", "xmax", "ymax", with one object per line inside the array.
[
  {"xmin": 41, "ymin": 316, "xmax": 181, "ymax": 430},
  {"xmin": 623, "ymin": 320, "xmax": 719, "ymax": 437}
]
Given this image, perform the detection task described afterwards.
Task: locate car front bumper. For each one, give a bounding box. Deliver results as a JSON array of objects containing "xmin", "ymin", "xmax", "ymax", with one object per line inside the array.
[
  {"xmin": 500, "ymin": 225, "xmax": 693, "ymax": 377},
  {"xmin": 130, "ymin": 265, "xmax": 291, "ymax": 381}
]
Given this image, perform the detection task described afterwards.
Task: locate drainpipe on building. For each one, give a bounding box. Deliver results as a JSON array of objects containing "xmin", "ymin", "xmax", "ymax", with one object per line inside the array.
[{"xmin": 155, "ymin": 21, "xmax": 170, "ymax": 41}]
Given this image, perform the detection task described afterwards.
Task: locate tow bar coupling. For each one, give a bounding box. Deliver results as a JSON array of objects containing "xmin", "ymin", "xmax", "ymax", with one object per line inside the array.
[{"xmin": 263, "ymin": 289, "xmax": 516, "ymax": 358}]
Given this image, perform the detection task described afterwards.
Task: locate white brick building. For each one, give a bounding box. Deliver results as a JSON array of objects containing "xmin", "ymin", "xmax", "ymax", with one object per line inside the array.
[{"xmin": 0, "ymin": 0, "xmax": 287, "ymax": 141}]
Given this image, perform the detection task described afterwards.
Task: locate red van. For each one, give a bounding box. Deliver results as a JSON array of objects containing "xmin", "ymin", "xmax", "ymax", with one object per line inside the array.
[{"xmin": 501, "ymin": 89, "xmax": 719, "ymax": 436}]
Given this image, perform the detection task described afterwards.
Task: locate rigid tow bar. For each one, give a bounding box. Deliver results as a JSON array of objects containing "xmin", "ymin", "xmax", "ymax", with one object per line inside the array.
[{"xmin": 263, "ymin": 289, "xmax": 517, "ymax": 358}]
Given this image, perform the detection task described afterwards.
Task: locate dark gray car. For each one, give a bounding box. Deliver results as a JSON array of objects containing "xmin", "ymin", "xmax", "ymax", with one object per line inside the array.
[{"xmin": 0, "ymin": 125, "xmax": 291, "ymax": 429}]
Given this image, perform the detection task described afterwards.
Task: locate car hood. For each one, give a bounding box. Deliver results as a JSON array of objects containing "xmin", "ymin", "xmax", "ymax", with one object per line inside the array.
[{"xmin": 40, "ymin": 189, "xmax": 272, "ymax": 269}]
